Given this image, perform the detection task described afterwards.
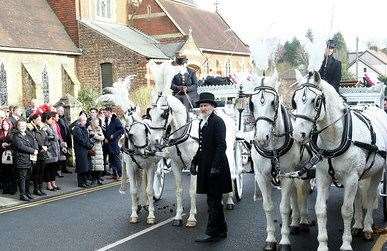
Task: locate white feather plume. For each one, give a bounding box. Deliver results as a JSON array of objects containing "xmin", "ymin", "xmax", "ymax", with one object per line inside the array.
[
  {"xmin": 301, "ymin": 35, "xmax": 326, "ymax": 72},
  {"xmin": 148, "ymin": 60, "xmax": 180, "ymax": 102}
]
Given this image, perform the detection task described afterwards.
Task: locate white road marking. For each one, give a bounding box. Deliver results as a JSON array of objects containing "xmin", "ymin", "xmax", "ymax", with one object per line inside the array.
[{"xmin": 96, "ymin": 214, "xmax": 185, "ymax": 251}]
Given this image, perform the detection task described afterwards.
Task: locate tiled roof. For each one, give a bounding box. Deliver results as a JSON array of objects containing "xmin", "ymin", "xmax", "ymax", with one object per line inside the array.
[
  {"xmin": 157, "ymin": 41, "xmax": 186, "ymax": 58},
  {"xmin": 0, "ymin": 0, "xmax": 79, "ymax": 54},
  {"xmin": 80, "ymin": 21, "xmax": 168, "ymax": 59},
  {"xmin": 157, "ymin": 0, "xmax": 250, "ymax": 55},
  {"xmin": 348, "ymin": 50, "xmax": 387, "ymax": 66}
]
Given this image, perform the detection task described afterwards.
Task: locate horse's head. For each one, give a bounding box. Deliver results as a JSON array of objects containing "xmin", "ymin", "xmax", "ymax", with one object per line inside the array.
[
  {"xmin": 250, "ymin": 70, "xmax": 280, "ymax": 146},
  {"xmin": 292, "ymin": 70, "xmax": 326, "ymax": 142},
  {"xmin": 126, "ymin": 121, "xmax": 152, "ymax": 155},
  {"xmin": 148, "ymin": 94, "xmax": 172, "ymax": 149}
]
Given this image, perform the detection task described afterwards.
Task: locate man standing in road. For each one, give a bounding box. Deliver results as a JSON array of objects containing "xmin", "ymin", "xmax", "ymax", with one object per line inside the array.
[
  {"xmin": 191, "ymin": 92, "xmax": 232, "ymax": 243},
  {"xmin": 103, "ymin": 106, "xmax": 124, "ymax": 180},
  {"xmin": 319, "ymin": 39, "xmax": 342, "ymax": 93}
]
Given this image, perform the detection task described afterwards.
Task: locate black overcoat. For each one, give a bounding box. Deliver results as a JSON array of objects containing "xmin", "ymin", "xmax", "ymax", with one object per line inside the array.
[
  {"xmin": 104, "ymin": 115, "xmax": 124, "ymax": 154},
  {"xmin": 319, "ymin": 55, "xmax": 342, "ymax": 92},
  {"xmin": 193, "ymin": 112, "xmax": 232, "ymax": 195},
  {"xmin": 12, "ymin": 131, "xmax": 38, "ymax": 169},
  {"xmin": 72, "ymin": 124, "xmax": 94, "ymax": 173}
]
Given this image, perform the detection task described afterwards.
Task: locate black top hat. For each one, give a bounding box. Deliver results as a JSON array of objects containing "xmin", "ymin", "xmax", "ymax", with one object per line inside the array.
[
  {"xmin": 196, "ymin": 92, "xmax": 217, "ymax": 107},
  {"xmin": 326, "ymin": 39, "xmax": 337, "ymax": 49}
]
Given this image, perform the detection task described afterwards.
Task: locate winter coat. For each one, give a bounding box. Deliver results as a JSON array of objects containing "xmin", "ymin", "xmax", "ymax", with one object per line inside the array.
[
  {"xmin": 27, "ymin": 123, "xmax": 50, "ymax": 162},
  {"xmin": 88, "ymin": 125, "xmax": 105, "ymax": 172},
  {"xmin": 104, "ymin": 115, "xmax": 124, "ymax": 154},
  {"xmin": 58, "ymin": 116, "xmax": 72, "ymax": 148},
  {"xmin": 319, "ymin": 55, "xmax": 342, "ymax": 92},
  {"xmin": 171, "ymin": 68, "xmax": 199, "ymax": 108},
  {"xmin": 72, "ymin": 124, "xmax": 94, "ymax": 174},
  {"xmin": 12, "ymin": 130, "xmax": 38, "ymax": 169},
  {"xmin": 42, "ymin": 124, "xmax": 60, "ymax": 164},
  {"xmin": 193, "ymin": 112, "xmax": 232, "ymax": 195}
]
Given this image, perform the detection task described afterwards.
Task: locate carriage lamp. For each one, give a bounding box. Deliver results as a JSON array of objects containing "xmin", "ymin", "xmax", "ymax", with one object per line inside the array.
[{"xmin": 235, "ymin": 85, "xmax": 248, "ymax": 131}]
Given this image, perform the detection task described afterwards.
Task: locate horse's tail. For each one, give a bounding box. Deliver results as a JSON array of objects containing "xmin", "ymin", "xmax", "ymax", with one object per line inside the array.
[{"xmin": 119, "ymin": 157, "xmax": 129, "ymax": 194}]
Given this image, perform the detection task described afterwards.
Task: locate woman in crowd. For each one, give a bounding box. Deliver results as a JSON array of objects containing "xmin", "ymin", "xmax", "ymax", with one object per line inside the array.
[
  {"xmin": 73, "ymin": 113, "xmax": 94, "ymax": 188},
  {"xmin": 0, "ymin": 119, "xmax": 17, "ymax": 195},
  {"xmin": 12, "ymin": 120, "xmax": 38, "ymax": 201},
  {"xmin": 9, "ymin": 105, "xmax": 23, "ymax": 127},
  {"xmin": 53, "ymin": 112, "xmax": 67, "ymax": 178},
  {"xmin": 42, "ymin": 112, "xmax": 61, "ymax": 191},
  {"xmin": 28, "ymin": 113, "xmax": 49, "ymax": 196},
  {"xmin": 88, "ymin": 118, "xmax": 105, "ymax": 185}
]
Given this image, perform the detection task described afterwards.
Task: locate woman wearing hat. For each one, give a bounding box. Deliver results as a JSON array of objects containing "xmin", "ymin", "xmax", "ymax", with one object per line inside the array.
[
  {"xmin": 170, "ymin": 53, "xmax": 199, "ymax": 110},
  {"xmin": 190, "ymin": 92, "xmax": 232, "ymax": 243},
  {"xmin": 319, "ymin": 39, "xmax": 342, "ymax": 92}
]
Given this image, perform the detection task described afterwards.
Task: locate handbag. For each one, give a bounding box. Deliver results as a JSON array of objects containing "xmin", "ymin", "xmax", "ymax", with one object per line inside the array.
[{"xmin": 2, "ymin": 150, "xmax": 13, "ymax": 164}]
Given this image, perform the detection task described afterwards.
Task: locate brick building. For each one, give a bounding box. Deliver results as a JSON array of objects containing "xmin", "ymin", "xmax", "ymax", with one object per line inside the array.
[
  {"xmin": 0, "ymin": 0, "xmax": 81, "ymax": 107},
  {"xmin": 131, "ymin": 0, "xmax": 252, "ymax": 78},
  {"xmin": 48, "ymin": 0, "xmax": 168, "ymax": 92}
]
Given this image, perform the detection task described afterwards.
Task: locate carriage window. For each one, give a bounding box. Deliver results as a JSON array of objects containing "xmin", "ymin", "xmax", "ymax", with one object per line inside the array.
[{"xmin": 101, "ymin": 63, "xmax": 113, "ymax": 90}]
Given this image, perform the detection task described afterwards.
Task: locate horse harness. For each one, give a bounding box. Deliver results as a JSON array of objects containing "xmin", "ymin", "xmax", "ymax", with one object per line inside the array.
[
  {"xmin": 122, "ymin": 118, "xmax": 153, "ymax": 169},
  {"xmin": 249, "ymin": 82, "xmax": 306, "ymax": 185},
  {"xmin": 292, "ymin": 83, "xmax": 387, "ymax": 187},
  {"xmin": 149, "ymin": 98, "xmax": 198, "ymax": 170}
]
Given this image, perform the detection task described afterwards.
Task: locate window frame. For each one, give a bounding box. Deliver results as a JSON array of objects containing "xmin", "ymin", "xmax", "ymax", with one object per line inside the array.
[{"xmin": 96, "ymin": 0, "xmax": 115, "ymax": 22}]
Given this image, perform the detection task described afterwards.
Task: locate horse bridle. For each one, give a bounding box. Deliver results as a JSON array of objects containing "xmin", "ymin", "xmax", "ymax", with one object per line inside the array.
[
  {"xmin": 124, "ymin": 109, "xmax": 152, "ymax": 151},
  {"xmin": 250, "ymin": 85, "xmax": 280, "ymax": 126},
  {"xmin": 291, "ymin": 83, "xmax": 326, "ymax": 126}
]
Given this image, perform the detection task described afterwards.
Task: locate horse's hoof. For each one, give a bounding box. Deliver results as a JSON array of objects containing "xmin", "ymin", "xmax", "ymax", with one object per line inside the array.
[
  {"xmin": 185, "ymin": 220, "xmax": 197, "ymax": 228},
  {"xmin": 172, "ymin": 219, "xmax": 183, "ymax": 227},
  {"xmin": 289, "ymin": 226, "xmax": 300, "ymax": 235},
  {"xmin": 146, "ymin": 218, "xmax": 156, "ymax": 225},
  {"xmin": 351, "ymin": 228, "xmax": 363, "ymax": 237},
  {"xmin": 264, "ymin": 241, "xmax": 277, "ymax": 251},
  {"xmin": 279, "ymin": 244, "xmax": 291, "ymax": 251},
  {"xmin": 363, "ymin": 231, "xmax": 373, "ymax": 241},
  {"xmin": 299, "ymin": 223, "xmax": 310, "ymax": 233},
  {"xmin": 129, "ymin": 217, "xmax": 139, "ymax": 224},
  {"xmin": 226, "ymin": 204, "xmax": 234, "ymax": 210}
]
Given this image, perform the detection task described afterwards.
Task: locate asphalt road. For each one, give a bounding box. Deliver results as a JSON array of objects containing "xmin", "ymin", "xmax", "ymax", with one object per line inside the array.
[{"xmin": 0, "ymin": 173, "xmax": 385, "ymax": 251}]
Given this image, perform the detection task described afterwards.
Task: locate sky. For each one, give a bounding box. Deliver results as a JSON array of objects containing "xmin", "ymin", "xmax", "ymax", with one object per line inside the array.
[{"xmin": 195, "ymin": 0, "xmax": 387, "ymax": 52}]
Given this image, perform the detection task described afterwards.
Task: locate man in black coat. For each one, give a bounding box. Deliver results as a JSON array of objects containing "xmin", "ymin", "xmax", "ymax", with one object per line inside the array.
[
  {"xmin": 319, "ymin": 39, "xmax": 342, "ymax": 93},
  {"xmin": 102, "ymin": 106, "xmax": 124, "ymax": 179},
  {"xmin": 191, "ymin": 92, "xmax": 232, "ymax": 243},
  {"xmin": 170, "ymin": 53, "xmax": 199, "ymax": 110},
  {"xmin": 72, "ymin": 114, "xmax": 94, "ymax": 188},
  {"xmin": 56, "ymin": 106, "xmax": 72, "ymax": 173}
]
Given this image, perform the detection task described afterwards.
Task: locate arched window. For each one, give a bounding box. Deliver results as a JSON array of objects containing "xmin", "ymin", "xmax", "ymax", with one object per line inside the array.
[
  {"xmin": 0, "ymin": 62, "xmax": 7, "ymax": 106},
  {"xmin": 225, "ymin": 59, "xmax": 231, "ymax": 76},
  {"xmin": 101, "ymin": 63, "xmax": 113, "ymax": 90},
  {"xmin": 147, "ymin": 5, "xmax": 152, "ymax": 15},
  {"xmin": 204, "ymin": 60, "xmax": 210, "ymax": 74},
  {"xmin": 41, "ymin": 66, "xmax": 50, "ymax": 103},
  {"xmin": 97, "ymin": 0, "xmax": 113, "ymax": 19}
]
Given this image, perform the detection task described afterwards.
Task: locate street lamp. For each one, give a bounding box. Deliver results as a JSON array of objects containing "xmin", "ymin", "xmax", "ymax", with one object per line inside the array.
[{"xmin": 235, "ymin": 84, "xmax": 248, "ymax": 131}]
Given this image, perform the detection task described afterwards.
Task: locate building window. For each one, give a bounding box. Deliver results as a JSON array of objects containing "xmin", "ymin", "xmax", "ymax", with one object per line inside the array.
[
  {"xmin": 147, "ymin": 5, "xmax": 152, "ymax": 15},
  {"xmin": 97, "ymin": 0, "xmax": 112, "ymax": 19},
  {"xmin": 101, "ymin": 63, "xmax": 113, "ymax": 90},
  {"xmin": 204, "ymin": 60, "xmax": 210, "ymax": 74},
  {"xmin": 225, "ymin": 60, "xmax": 231, "ymax": 76},
  {"xmin": 42, "ymin": 66, "xmax": 50, "ymax": 103},
  {"xmin": 0, "ymin": 62, "xmax": 8, "ymax": 106}
]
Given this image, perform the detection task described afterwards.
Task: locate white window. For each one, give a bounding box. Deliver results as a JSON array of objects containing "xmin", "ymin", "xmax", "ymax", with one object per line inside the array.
[
  {"xmin": 96, "ymin": 0, "xmax": 114, "ymax": 20},
  {"xmin": 225, "ymin": 60, "xmax": 231, "ymax": 76},
  {"xmin": 0, "ymin": 62, "xmax": 8, "ymax": 106}
]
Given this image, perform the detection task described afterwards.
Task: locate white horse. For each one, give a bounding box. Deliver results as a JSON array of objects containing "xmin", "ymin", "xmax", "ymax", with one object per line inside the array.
[
  {"xmin": 97, "ymin": 76, "xmax": 161, "ymax": 225},
  {"xmin": 119, "ymin": 109, "xmax": 162, "ymax": 224},
  {"xmin": 148, "ymin": 93, "xmax": 237, "ymax": 227},
  {"xmin": 292, "ymin": 70, "xmax": 387, "ymax": 251},
  {"xmin": 248, "ymin": 71, "xmax": 311, "ymax": 250}
]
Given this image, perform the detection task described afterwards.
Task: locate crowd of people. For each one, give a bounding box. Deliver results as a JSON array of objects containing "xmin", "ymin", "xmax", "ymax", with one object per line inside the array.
[{"xmin": 0, "ymin": 102, "xmax": 124, "ymax": 202}]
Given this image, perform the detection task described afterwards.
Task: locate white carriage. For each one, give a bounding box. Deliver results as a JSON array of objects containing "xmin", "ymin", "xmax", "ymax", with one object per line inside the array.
[{"xmin": 339, "ymin": 82, "xmax": 387, "ymax": 220}]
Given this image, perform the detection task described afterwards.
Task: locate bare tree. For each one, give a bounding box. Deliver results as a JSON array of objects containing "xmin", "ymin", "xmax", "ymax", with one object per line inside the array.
[{"xmin": 128, "ymin": 0, "xmax": 143, "ymax": 25}]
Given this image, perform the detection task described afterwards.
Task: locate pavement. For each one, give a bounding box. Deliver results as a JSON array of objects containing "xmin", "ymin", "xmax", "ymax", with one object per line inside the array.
[
  {"xmin": 0, "ymin": 167, "xmax": 118, "ymax": 209},
  {"xmin": 0, "ymin": 173, "xmax": 386, "ymax": 251}
]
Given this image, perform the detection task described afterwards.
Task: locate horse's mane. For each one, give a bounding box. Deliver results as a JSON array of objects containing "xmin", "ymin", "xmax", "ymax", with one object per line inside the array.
[
  {"xmin": 165, "ymin": 94, "xmax": 187, "ymax": 115},
  {"xmin": 319, "ymin": 79, "xmax": 345, "ymax": 112}
]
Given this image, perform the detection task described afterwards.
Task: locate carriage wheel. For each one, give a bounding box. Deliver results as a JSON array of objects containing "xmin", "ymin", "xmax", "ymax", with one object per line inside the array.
[
  {"xmin": 383, "ymin": 170, "xmax": 387, "ymax": 221},
  {"xmin": 153, "ymin": 164, "xmax": 165, "ymax": 201}
]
